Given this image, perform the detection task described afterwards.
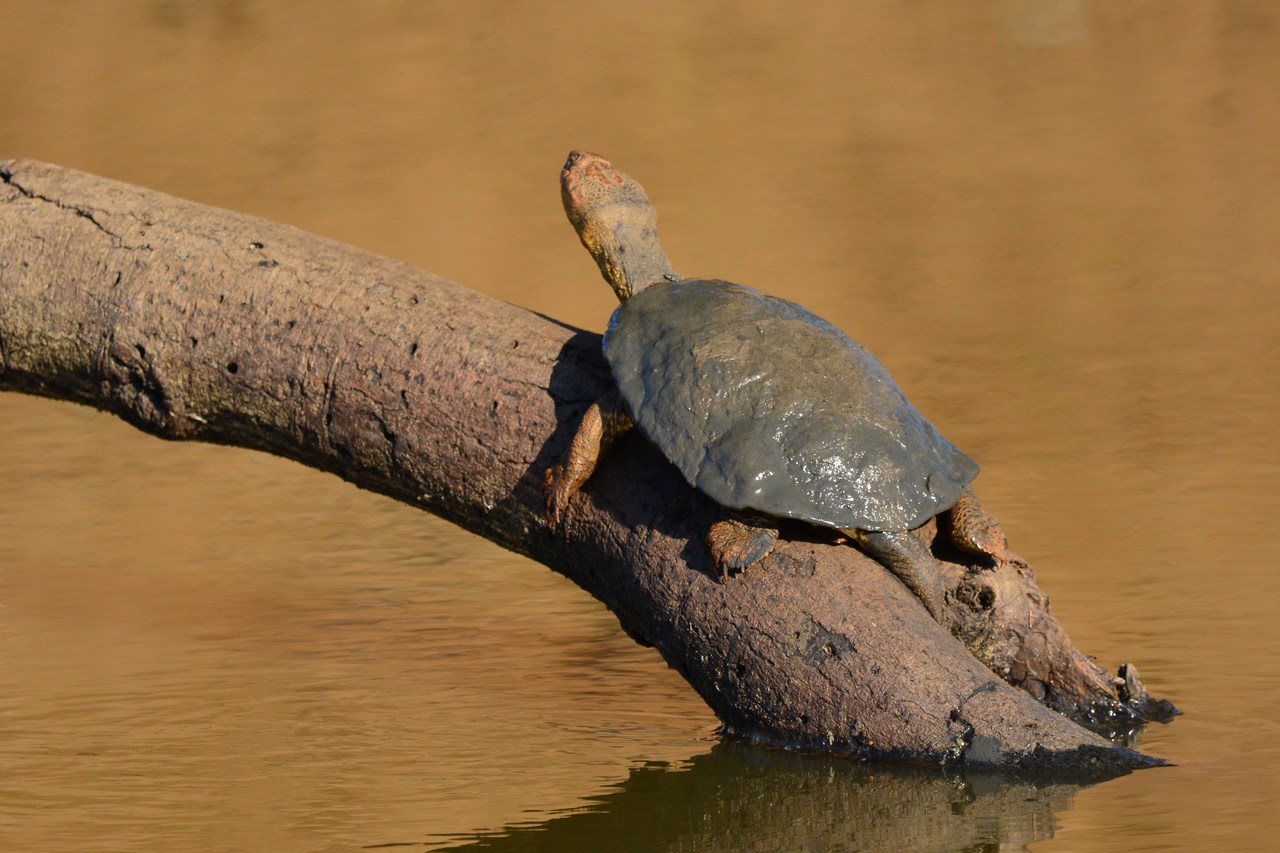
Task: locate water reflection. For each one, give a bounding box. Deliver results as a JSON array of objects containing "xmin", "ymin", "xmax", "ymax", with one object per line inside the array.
[
  {"xmin": 427, "ymin": 742, "xmax": 1095, "ymax": 852},
  {"xmin": 4, "ymin": 0, "xmax": 1280, "ymax": 849}
]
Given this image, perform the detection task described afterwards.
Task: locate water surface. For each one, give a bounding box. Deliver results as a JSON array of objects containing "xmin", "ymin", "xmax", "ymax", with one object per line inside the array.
[{"xmin": 2, "ymin": 2, "xmax": 1278, "ymax": 850}]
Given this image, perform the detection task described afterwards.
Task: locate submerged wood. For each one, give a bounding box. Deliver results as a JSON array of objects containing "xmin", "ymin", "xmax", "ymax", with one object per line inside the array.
[{"xmin": 0, "ymin": 160, "xmax": 1171, "ymax": 776}]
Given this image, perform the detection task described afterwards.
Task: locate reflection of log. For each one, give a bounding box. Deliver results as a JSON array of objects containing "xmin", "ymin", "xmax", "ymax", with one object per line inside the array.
[
  {"xmin": 439, "ymin": 741, "xmax": 1087, "ymax": 851},
  {"xmin": 0, "ymin": 160, "xmax": 1168, "ymax": 774}
]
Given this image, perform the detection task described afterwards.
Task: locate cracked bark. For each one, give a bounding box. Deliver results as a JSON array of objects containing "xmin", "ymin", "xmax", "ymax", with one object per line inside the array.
[{"xmin": 0, "ymin": 160, "xmax": 1173, "ymax": 777}]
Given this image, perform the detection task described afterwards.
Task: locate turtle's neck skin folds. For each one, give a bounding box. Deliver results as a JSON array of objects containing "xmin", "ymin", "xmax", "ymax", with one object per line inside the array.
[{"xmin": 595, "ymin": 211, "xmax": 677, "ymax": 302}]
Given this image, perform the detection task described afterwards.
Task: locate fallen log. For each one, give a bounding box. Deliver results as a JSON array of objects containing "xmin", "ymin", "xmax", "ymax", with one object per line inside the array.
[{"xmin": 0, "ymin": 159, "xmax": 1171, "ymax": 775}]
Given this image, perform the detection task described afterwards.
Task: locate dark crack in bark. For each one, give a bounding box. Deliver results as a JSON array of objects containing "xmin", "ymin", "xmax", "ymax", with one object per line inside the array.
[{"xmin": 3, "ymin": 165, "xmax": 124, "ymax": 245}]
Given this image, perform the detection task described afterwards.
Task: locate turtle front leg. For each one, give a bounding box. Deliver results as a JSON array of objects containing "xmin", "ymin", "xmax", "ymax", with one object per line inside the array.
[
  {"xmin": 706, "ymin": 511, "xmax": 779, "ymax": 580},
  {"xmin": 847, "ymin": 529, "xmax": 945, "ymax": 621},
  {"xmin": 544, "ymin": 388, "xmax": 633, "ymax": 531},
  {"xmin": 946, "ymin": 487, "xmax": 1007, "ymax": 567}
]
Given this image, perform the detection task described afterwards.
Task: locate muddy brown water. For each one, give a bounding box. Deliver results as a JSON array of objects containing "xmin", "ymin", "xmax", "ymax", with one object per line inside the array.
[{"xmin": 2, "ymin": 2, "xmax": 1278, "ymax": 850}]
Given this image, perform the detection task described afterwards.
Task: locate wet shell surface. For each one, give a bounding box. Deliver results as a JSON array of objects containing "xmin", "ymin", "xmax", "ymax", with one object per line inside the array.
[{"xmin": 603, "ymin": 279, "xmax": 979, "ymax": 532}]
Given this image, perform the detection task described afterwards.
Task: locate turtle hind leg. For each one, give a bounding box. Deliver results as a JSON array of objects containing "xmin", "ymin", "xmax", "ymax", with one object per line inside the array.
[
  {"xmin": 946, "ymin": 487, "xmax": 1008, "ymax": 567},
  {"xmin": 544, "ymin": 389, "xmax": 633, "ymax": 531},
  {"xmin": 847, "ymin": 529, "xmax": 945, "ymax": 621},
  {"xmin": 707, "ymin": 512, "xmax": 779, "ymax": 580}
]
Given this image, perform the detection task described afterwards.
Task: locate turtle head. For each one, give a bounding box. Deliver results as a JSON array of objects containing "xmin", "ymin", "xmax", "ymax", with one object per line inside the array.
[{"xmin": 561, "ymin": 151, "xmax": 677, "ymax": 302}]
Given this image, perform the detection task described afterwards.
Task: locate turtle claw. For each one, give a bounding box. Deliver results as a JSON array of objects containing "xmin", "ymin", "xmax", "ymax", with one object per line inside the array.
[
  {"xmin": 979, "ymin": 535, "xmax": 1008, "ymax": 570},
  {"xmin": 958, "ymin": 527, "xmax": 1007, "ymax": 573}
]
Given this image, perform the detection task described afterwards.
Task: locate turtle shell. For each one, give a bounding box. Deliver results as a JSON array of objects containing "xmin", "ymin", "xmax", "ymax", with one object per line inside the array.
[{"xmin": 603, "ymin": 279, "xmax": 979, "ymax": 532}]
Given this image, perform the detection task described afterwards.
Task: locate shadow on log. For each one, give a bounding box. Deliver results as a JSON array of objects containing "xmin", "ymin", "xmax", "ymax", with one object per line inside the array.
[{"xmin": 0, "ymin": 159, "xmax": 1174, "ymax": 777}]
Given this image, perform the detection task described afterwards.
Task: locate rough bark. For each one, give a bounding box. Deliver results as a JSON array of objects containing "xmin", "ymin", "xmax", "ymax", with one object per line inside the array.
[{"xmin": 0, "ymin": 160, "xmax": 1171, "ymax": 776}]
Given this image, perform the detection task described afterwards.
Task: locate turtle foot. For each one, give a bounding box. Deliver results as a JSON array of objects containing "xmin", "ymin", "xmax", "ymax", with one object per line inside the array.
[
  {"xmin": 542, "ymin": 390, "xmax": 634, "ymax": 535},
  {"xmin": 707, "ymin": 514, "xmax": 779, "ymax": 580},
  {"xmin": 543, "ymin": 465, "xmax": 573, "ymax": 532},
  {"xmin": 947, "ymin": 487, "xmax": 1008, "ymax": 569}
]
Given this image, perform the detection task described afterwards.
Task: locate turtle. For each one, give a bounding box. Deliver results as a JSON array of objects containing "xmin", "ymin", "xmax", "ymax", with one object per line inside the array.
[{"xmin": 543, "ymin": 151, "xmax": 1006, "ymax": 620}]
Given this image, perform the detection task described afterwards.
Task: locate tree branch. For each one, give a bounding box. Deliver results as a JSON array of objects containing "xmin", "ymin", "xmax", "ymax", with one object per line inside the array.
[{"xmin": 0, "ymin": 159, "xmax": 1170, "ymax": 776}]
